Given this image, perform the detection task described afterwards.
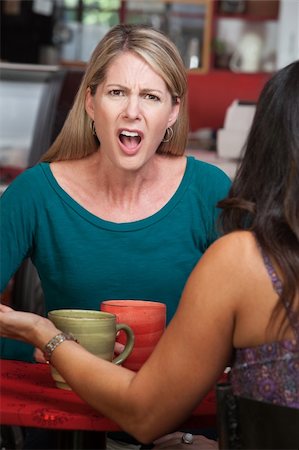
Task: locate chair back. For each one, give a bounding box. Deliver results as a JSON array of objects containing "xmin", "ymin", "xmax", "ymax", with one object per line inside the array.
[{"xmin": 216, "ymin": 382, "xmax": 299, "ymax": 449}]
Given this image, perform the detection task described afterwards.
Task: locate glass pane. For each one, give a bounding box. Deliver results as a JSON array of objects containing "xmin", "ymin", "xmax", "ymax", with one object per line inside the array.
[
  {"xmin": 168, "ymin": 3, "xmax": 206, "ymax": 69},
  {"xmin": 63, "ymin": 0, "xmax": 79, "ymax": 7},
  {"xmin": 59, "ymin": 0, "xmax": 210, "ymax": 70},
  {"xmin": 82, "ymin": 0, "xmax": 121, "ymax": 26},
  {"xmin": 59, "ymin": 0, "xmax": 121, "ymax": 61},
  {"xmin": 125, "ymin": 1, "xmax": 207, "ymax": 69},
  {"xmin": 125, "ymin": 1, "xmax": 167, "ymax": 28}
]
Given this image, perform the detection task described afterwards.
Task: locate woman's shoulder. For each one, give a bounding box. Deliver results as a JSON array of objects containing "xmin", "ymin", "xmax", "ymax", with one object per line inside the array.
[
  {"xmin": 199, "ymin": 231, "xmax": 261, "ymax": 281},
  {"xmin": 1, "ymin": 163, "xmax": 50, "ymax": 201},
  {"xmin": 206, "ymin": 231, "xmax": 257, "ymax": 260},
  {"xmin": 188, "ymin": 155, "xmax": 231, "ymax": 181},
  {"xmin": 191, "ymin": 231, "xmax": 265, "ymax": 316},
  {"xmin": 5, "ymin": 162, "xmax": 48, "ymax": 184},
  {"xmin": 203, "ymin": 231, "xmax": 272, "ymax": 298},
  {"xmin": 187, "ymin": 156, "xmax": 231, "ymax": 194}
]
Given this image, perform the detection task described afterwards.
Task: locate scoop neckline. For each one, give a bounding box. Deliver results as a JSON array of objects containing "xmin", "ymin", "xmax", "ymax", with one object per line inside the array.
[{"xmin": 40, "ymin": 156, "xmax": 196, "ymax": 231}]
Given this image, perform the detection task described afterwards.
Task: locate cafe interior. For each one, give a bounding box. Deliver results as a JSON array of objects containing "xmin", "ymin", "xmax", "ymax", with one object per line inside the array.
[{"xmin": 1, "ymin": 1, "xmax": 299, "ymax": 449}]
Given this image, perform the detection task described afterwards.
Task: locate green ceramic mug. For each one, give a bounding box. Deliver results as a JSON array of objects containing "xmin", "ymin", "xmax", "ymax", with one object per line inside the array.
[{"xmin": 47, "ymin": 309, "xmax": 135, "ymax": 390}]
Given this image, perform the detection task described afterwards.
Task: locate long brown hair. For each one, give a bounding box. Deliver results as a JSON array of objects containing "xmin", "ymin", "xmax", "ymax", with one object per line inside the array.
[{"xmin": 219, "ymin": 61, "xmax": 299, "ymax": 335}]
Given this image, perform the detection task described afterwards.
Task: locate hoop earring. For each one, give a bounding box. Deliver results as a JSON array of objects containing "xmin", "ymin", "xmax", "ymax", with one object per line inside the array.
[
  {"xmin": 162, "ymin": 127, "xmax": 173, "ymax": 143},
  {"xmin": 90, "ymin": 120, "xmax": 97, "ymax": 136}
]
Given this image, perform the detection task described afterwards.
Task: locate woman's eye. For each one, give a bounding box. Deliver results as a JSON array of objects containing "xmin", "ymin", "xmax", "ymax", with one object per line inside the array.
[
  {"xmin": 144, "ymin": 93, "xmax": 160, "ymax": 102},
  {"xmin": 110, "ymin": 89, "xmax": 124, "ymax": 96}
]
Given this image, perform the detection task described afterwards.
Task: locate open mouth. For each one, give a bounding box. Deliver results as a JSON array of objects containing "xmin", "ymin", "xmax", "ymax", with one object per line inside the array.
[{"xmin": 119, "ymin": 130, "xmax": 142, "ymax": 149}]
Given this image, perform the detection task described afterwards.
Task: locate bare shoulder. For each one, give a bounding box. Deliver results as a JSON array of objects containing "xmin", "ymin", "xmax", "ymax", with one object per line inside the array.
[
  {"xmin": 198, "ymin": 231, "xmax": 276, "ymax": 313},
  {"xmin": 50, "ymin": 154, "xmax": 101, "ymax": 188},
  {"xmin": 50, "ymin": 156, "xmax": 90, "ymax": 175},
  {"xmin": 182, "ymin": 231, "xmax": 289, "ymax": 347},
  {"xmin": 213, "ymin": 229, "xmax": 256, "ymax": 247},
  {"xmin": 202, "ymin": 231, "xmax": 259, "ymax": 268},
  {"xmin": 157, "ymin": 154, "xmax": 186, "ymax": 174},
  {"xmin": 189, "ymin": 231, "xmax": 264, "ymax": 305},
  {"xmin": 50, "ymin": 159, "xmax": 76, "ymax": 181}
]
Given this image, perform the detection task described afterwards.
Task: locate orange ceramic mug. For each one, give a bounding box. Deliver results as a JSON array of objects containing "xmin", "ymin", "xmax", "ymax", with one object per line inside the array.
[{"xmin": 100, "ymin": 300, "xmax": 166, "ymax": 371}]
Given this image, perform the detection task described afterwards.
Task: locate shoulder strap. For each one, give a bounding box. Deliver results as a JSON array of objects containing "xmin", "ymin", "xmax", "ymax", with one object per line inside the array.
[
  {"xmin": 259, "ymin": 245, "xmax": 299, "ymax": 342},
  {"xmin": 259, "ymin": 248, "xmax": 283, "ymax": 295}
]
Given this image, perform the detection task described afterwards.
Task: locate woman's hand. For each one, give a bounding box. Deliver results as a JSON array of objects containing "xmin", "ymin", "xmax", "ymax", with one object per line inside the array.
[
  {"xmin": 0, "ymin": 304, "xmax": 58, "ymax": 349},
  {"xmin": 34, "ymin": 347, "xmax": 47, "ymax": 363},
  {"xmin": 114, "ymin": 341, "xmax": 125, "ymax": 355},
  {"xmin": 153, "ymin": 432, "xmax": 218, "ymax": 449}
]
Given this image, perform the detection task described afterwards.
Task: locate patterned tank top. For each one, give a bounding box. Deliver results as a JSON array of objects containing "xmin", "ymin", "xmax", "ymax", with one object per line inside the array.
[{"xmin": 230, "ymin": 247, "xmax": 299, "ymax": 408}]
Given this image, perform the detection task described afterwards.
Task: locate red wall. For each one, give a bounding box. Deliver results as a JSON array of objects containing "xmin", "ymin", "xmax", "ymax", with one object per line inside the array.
[{"xmin": 187, "ymin": 71, "xmax": 271, "ymax": 131}]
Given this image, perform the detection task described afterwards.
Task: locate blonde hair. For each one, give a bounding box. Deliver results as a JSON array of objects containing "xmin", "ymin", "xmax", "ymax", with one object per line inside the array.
[{"xmin": 42, "ymin": 24, "xmax": 188, "ymax": 162}]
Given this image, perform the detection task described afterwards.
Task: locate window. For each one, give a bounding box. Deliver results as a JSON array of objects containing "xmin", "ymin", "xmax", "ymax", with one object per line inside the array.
[{"xmin": 59, "ymin": 0, "xmax": 212, "ymax": 71}]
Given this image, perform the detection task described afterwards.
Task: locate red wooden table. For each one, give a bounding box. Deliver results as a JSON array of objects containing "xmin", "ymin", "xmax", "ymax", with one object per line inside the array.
[{"xmin": 0, "ymin": 359, "xmax": 217, "ymax": 449}]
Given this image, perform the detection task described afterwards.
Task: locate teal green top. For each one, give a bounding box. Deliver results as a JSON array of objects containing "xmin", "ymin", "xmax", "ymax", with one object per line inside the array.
[{"xmin": 0, "ymin": 157, "xmax": 231, "ymax": 361}]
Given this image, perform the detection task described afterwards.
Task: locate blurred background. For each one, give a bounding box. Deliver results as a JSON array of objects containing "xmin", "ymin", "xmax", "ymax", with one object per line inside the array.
[{"xmin": 0, "ymin": 0, "xmax": 299, "ymax": 178}]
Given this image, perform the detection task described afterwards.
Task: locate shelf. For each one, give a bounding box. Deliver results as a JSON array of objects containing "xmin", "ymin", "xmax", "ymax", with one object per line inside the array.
[
  {"xmin": 210, "ymin": 0, "xmax": 280, "ymax": 72},
  {"xmin": 213, "ymin": 13, "xmax": 278, "ymax": 21},
  {"xmin": 215, "ymin": 0, "xmax": 279, "ymax": 17}
]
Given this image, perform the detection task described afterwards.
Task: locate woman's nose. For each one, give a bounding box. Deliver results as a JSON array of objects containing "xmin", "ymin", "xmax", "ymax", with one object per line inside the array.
[{"xmin": 123, "ymin": 96, "xmax": 141, "ymax": 119}]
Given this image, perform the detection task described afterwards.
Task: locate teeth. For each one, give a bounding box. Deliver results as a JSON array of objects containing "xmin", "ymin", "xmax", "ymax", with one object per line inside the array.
[{"xmin": 120, "ymin": 130, "xmax": 139, "ymax": 137}]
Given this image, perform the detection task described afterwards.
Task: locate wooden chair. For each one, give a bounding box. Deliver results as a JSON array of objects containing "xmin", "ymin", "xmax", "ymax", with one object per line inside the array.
[{"xmin": 216, "ymin": 382, "xmax": 299, "ymax": 450}]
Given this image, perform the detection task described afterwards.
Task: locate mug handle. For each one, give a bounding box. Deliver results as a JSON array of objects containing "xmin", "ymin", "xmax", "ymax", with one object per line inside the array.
[{"xmin": 112, "ymin": 323, "xmax": 135, "ymax": 365}]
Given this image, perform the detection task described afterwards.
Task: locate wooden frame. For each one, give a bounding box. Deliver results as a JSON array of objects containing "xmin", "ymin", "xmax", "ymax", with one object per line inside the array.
[
  {"xmin": 164, "ymin": 0, "xmax": 212, "ymax": 72},
  {"xmin": 123, "ymin": 0, "xmax": 212, "ymax": 72},
  {"xmin": 58, "ymin": 0, "xmax": 212, "ymax": 72}
]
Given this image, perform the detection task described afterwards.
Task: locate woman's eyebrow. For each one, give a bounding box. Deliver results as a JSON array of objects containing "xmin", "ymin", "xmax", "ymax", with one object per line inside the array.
[{"xmin": 106, "ymin": 83, "xmax": 164, "ymax": 95}]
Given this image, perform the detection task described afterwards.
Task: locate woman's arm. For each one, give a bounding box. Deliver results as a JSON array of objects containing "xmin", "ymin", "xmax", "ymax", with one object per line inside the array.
[
  {"xmin": 0, "ymin": 173, "xmax": 37, "ymax": 292},
  {"xmin": 0, "ymin": 233, "xmax": 255, "ymax": 443}
]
